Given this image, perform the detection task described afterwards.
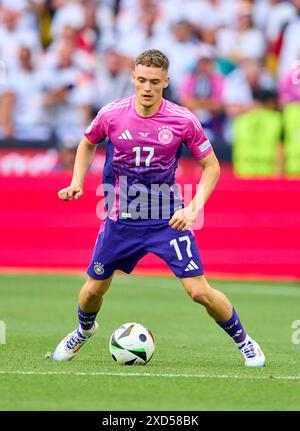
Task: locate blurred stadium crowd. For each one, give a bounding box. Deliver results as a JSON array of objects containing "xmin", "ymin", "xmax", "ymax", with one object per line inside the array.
[{"xmin": 0, "ymin": 0, "xmax": 299, "ymax": 174}]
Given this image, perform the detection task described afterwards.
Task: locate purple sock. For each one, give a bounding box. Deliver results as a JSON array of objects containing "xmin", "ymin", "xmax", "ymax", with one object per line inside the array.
[
  {"xmin": 78, "ymin": 306, "xmax": 99, "ymax": 331},
  {"xmin": 216, "ymin": 308, "xmax": 247, "ymax": 344}
]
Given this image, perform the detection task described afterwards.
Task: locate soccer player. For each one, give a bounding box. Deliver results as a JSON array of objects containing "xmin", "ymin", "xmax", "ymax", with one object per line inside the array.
[{"xmin": 52, "ymin": 49, "xmax": 265, "ymax": 367}]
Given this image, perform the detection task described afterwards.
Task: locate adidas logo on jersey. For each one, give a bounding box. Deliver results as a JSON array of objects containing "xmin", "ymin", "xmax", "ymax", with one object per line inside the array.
[
  {"xmin": 184, "ymin": 260, "xmax": 199, "ymax": 272},
  {"xmin": 118, "ymin": 129, "xmax": 133, "ymax": 140}
]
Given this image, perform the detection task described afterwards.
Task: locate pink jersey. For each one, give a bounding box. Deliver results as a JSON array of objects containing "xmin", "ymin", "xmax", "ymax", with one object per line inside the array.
[{"xmin": 84, "ymin": 95, "xmax": 212, "ymax": 223}]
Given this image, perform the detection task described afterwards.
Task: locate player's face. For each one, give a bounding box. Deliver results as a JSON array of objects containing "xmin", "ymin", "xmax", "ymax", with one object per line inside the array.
[{"xmin": 132, "ymin": 65, "xmax": 169, "ymax": 114}]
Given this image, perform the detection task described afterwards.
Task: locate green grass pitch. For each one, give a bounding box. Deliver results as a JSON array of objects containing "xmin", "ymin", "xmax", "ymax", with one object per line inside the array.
[{"xmin": 0, "ymin": 273, "xmax": 300, "ymax": 411}]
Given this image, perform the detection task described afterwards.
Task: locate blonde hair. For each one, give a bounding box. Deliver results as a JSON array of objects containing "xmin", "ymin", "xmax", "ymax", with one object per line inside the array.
[{"xmin": 135, "ymin": 49, "xmax": 169, "ymax": 71}]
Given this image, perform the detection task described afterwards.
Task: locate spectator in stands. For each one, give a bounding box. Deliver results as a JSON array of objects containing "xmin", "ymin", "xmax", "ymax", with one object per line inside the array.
[
  {"xmin": 186, "ymin": 0, "xmax": 236, "ymax": 45},
  {"xmin": 63, "ymin": 0, "xmax": 115, "ymax": 54},
  {"xmin": 116, "ymin": 0, "xmax": 168, "ymax": 58},
  {"xmin": 240, "ymin": 57, "xmax": 276, "ymax": 101},
  {"xmin": 30, "ymin": 0, "xmax": 53, "ymax": 49},
  {"xmin": 216, "ymin": 0, "xmax": 266, "ymax": 63},
  {"xmin": 1, "ymin": 0, "xmax": 43, "ymax": 34},
  {"xmin": 224, "ymin": 57, "xmax": 276, "ymax": 114},
  {"xmin": 41, "ymin": 37, "xmax": 93, "ymax": 167},
  {"xmin": 75, "ymin": 0, "xmax": 99, "ymax": 54},
  {"xmin": 154, "ymin": 0, "xmax": 188, "ymax": 28},
  {"xmin": 0, "ymin": 2, "xmax": 41, "ymax": 73},
  {"xmin": 94, "ymin": 0, "xmax": 117, "ymax": 52},
  {"xmin": 262, "ymin": 0, "xmax": 296, "ymax": 76},
  {"xmin": 93, "ymin": 49, "xmax": 132, "ymax": 110},
  {"xmin": 160, "ymin": 20, "xmax": 200, "ymax": 101},
  {"xmin": 1, "ymin": 0, "xmax": 298, "ymax": 170},
  {"xmin": 179, "ymin": 44, "xmax": 225, "ymax": 143},
  {"xmin": 223, "ymin": 68, "xmax": 254, "ymax": 124},
  {"xmin": 278, "ymin": 59, "xmax": 300, "ymax": 107},
  {"xmin": 50, "ymin": 0, "xmax": 84, "ymax": 39},
  {"xmin": 278, "ymin": 0, "xmax": 300, "ymax": 79},
  {"xmin": 0, "ymin": 43, "xmax": 50, "ymax": 142},
  {"xmin": 46, "ymin": 14, "xmax": 97, "ymax": 74},
  {"xmin": 223, "ymin": 57, "xmax": 275, "ymax": 145},
  {"xmin": 265, "ymin": 0, "xmax": 296, "ymax": 50}
]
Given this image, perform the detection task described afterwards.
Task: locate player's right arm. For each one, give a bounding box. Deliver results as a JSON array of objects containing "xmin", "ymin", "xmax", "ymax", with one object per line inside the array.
[{"xmin": 58, "ymin": 137, "xmax": 98, "ymax": 201}]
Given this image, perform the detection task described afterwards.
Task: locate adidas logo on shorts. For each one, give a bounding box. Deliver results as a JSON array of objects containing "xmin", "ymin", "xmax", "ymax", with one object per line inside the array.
[{"xmin": 184, "ymin": 260, "xmax": 199, "ymax": 272}]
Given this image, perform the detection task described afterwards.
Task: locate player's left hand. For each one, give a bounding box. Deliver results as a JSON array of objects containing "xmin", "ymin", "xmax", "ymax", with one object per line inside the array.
[{"xmin": 169, "ymin": 206, "xmax": 198, "ymax": 231}]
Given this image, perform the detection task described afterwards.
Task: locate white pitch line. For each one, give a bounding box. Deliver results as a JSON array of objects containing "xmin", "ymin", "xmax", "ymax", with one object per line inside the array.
[{"xmin": 0, "ymin": 370, "xmax": 300, "ymax": 381}]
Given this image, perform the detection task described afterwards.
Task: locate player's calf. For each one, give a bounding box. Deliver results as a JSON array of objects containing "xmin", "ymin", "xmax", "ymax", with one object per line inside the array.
[
  {"xmin": 181, "ymin": 276, "xmax": 265, "ymax": 367},
  {"xmin": 51, "ymin": 277, "xmax": 112, "ymax": 362},
  {"xmin": 79, "ymin": 276, "xmax": 112, "ymax": 312}
]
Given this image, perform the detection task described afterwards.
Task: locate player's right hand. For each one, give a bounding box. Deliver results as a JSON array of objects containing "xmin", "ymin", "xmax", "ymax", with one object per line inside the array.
[{"xmin": 58, "ymin": 185, "xmax": 84, "ymax": 201}]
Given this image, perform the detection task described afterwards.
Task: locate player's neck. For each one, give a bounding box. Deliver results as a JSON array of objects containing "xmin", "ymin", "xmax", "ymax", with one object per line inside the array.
[{"xmin": 134, "ymin": 98, "xmax": 163, "ymax": 117}]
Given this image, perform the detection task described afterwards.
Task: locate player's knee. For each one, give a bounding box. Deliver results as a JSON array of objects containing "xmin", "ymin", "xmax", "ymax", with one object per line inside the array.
[
  {"xmin": 85, "ymin": 286, "xmax": 102, "ymax": 301},
  {"xmin": 189, "ymin": 286, "xmax": 211, "ymax": 306},
  {"xmin": 182, "ymin": 276, "xmax": 212, "ymax": 306},
  {"xmin": 84, "ymin": 279, "xmax": 109, "ymax": 300}
]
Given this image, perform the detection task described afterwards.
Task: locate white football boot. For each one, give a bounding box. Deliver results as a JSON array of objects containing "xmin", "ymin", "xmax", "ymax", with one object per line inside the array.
[
  {"xmin": 238, "ymin": 336, "xmax": 265, "ymax": 367},
  {"xmin": 52, "ymin": 322, "xmax": 98, "ymax": 361}
]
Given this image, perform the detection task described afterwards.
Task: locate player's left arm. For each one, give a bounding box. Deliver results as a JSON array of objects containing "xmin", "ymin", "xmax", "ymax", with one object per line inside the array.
[{"xmin": 169, "ymin": 151, "xmax": 220, "ymax": 231}]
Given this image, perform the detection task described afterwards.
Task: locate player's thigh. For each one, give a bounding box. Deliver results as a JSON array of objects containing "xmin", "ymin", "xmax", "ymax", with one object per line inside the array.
[
  {"xmin": 87, "ymin": 220, "xmax": 146, "ymax": 279},
  {"xmin": 146, "ymin": 225, "xmax": 204, "ymax": 278}
]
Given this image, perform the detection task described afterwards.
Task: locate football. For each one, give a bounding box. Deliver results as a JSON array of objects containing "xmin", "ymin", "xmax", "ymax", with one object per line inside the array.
[{"xmin": 109, "ymin": 322, "xmax": 156, "ymax": 365}]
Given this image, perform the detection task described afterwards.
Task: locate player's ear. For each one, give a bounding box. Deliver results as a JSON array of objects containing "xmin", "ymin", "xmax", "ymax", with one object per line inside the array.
[
  {"xmin": 131, "ymin": 71, "xmax": 135, "ymax": 84},
  {"xmin": 163, "ymin": 76, "xmax": 170, "ymax": 88}
]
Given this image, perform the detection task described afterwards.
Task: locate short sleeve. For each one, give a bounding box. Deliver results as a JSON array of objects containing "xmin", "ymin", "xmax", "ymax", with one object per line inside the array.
[
  {"xmin": 183, "ymin": 114, "xmax": 213, "ymax": 160},
  {"xmin": 3, "ymin": 72, "xmax": 19, "ymax": 93},
  {"xmin": 84, "ymin": 108, "xmax": 109, "ymax": 145}
]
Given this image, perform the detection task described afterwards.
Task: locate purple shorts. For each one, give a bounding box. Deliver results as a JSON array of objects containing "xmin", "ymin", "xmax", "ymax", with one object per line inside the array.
[{"xmin": 87, "ymin": 219, "xmax": 204, "ymax": 279}]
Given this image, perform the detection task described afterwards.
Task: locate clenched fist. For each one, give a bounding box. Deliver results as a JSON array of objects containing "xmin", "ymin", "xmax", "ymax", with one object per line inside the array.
[{"xmin": 58, "ymin": 185, "xmax": 84, "ymax": 201}]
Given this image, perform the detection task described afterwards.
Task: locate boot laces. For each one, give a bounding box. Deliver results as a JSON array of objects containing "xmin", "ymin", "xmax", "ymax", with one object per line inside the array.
[
  {"xmin": 240, "ymin": 340, "xmax": 256, "ymax": 359},
  {"xmin": 66, "ymin": 330, "xmax": 86, "ymax": 351}
]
